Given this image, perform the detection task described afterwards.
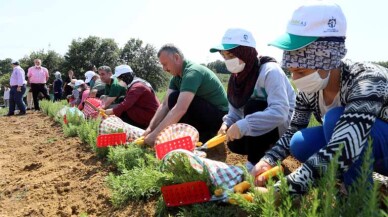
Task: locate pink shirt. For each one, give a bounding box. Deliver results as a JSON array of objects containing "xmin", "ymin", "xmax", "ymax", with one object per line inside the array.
[{"xmin": 27, "ymin": 66, "xmax": 49, "ymax": 84}]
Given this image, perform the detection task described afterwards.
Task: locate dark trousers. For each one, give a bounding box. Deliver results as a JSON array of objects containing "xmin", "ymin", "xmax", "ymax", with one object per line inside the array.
[
  {"xmin": 168, "ymin": 91, "xmax": 227, "ymax": 142},
  {"xmin": 120, "ymin": 113, "xmax": 147, "ymax": 130},
  {"xmin": 54, "ymin": 92, "xmax": 62, "ymax": 101},
  {"xmin": 8, "ymin": 85, "xmax": 26, "ymax": 115},
  {"xmin": 31, "ymin": 83, "xmax": 50, "ymax": 110},
  {"xmin": 227, "ymin": 99, "xmax": 279, "ymax": 164}
]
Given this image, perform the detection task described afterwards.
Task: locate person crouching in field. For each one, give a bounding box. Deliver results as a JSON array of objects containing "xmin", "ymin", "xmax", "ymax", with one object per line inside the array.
[
  {"xmin": 63, "ymin": 70, "xmax": 76, "ymax": 101},
  {"xmin": 98, "ymin": 66, "xmax": 127, "ymax": 109},
  {"xmin": 77, "ymin": 80, "xmax": 90, "ymax": 111},
  {"xmin": 252, "ymin": 0, "xmax": 388, "ymax": 195},
  {"xmin": 143, "ymin": 44, "xmax": 229, "ymax": 145},
  {"xmin": 84, "ymin": 70, "xmax": 105, "ymax": 98},
  {"xmin": 68, "ymin": 79, "xmax": 81, "ymax": 107},
  {"xmin": 104, "ymin": 64, "xmax": 160, "ymax": 129},
  {"xmin": 210, "ymin": 28, "xmax": 296, "ymax": 170}
]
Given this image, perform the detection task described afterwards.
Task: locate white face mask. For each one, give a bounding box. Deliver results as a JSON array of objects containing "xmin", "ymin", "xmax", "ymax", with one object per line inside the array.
[
  {"xmin": 225, "ymin": 57, "xmax": 245, "ymax": 73},
  {"xmin": 293, "ymin": 70, "xmax": 330, "ymax": 94}
]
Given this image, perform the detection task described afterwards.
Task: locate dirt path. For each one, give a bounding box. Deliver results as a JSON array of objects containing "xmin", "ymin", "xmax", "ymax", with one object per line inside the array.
[
  {"xmin": 0, "ymin": 111, "xmax": 302, "ymax": 217},
  {"xmin": 0, "ymin": 112, "xmax": 158, "ymax": 217}
]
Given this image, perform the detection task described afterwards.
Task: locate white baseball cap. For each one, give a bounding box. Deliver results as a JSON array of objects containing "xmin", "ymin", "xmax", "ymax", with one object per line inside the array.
[
  {"xmin": 67, "ymin": 79, "xmax": 77, "ymax": 87},
  {"xmin": 210, "ymin": 28, "xmax": 256, "ymax": 53},
  {"xmin": 74, "ymin": 79, "xmax": 85, "ymax": 88},
  {"xmin": 269, "ymin": 0, "xmax": 347, "ymax": 51},
  {"xmin": 54, "ymin": 71, "xmax": 61, "ymax": 75},
  {"xmin": 84, "ymin": 70, "xmax": 96, "ymax": 83},
  {"xmin": 113, "ymin": 65, "xmax": 133, "ymax": 78}
]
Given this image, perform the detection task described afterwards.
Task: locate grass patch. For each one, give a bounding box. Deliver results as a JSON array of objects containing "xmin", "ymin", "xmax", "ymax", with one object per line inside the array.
[{"xmin": 0, "ymin": 107, "xmax": 8, "ymax": 116}]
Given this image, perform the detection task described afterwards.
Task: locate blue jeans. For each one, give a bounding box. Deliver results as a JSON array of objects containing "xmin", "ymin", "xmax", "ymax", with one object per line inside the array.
[
  {"xmin": 290, "ymin": 107, "xmax": 388, "ymax": 186},
  {"xmin": 8, "ymin": 85, "xmax": 26, "ymax": 114}
]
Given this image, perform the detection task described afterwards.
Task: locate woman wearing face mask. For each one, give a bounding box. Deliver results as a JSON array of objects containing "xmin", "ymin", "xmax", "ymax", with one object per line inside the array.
[
  {"xmin": 210, "ymin": 28, "xmax": 296, "ymax": 169},
  {"xmin": 252, "ymin": 1, "xmax": 388, "ymax": 195},
  {"xmin": 103, "ymin": 65, "xmax": 160, "ymax": 129}
]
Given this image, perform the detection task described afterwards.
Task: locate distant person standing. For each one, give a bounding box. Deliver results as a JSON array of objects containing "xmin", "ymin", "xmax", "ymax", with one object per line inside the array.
[
  {"xmin": 27, "ymin": 59, "xmax": 50, "ymax": 110},
  {"xmin": 3, "ymin": 85, "xmax": 10, "ymax": 108},
  {"xmin": 7, "ymin": 61, "xmax": 26, "ymax": 116},
  {"xmin": 53, "ymin": 71, "xmax": 63, "ymax": 101}
]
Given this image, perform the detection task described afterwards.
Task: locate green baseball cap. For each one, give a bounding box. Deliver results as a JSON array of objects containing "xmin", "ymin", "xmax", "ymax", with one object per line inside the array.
[
  {"xmin": 268, "ymin": 33, "xmax": 318, "ymax": 51},
  {"xmin": 210, "ymin": 44, "xmax": 239, "ymax": 53}
]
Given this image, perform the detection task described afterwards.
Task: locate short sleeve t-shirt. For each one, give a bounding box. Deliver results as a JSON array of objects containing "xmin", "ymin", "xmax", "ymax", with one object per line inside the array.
[
  {"xmin": 169, "ymin": 60, "xmax": 228, "ymax": 112},
  {"xmin": 104, "ymin": 77, "xmax": 127, "ymax": 103},
  {"xmin": 91, "ymin": 79, "xmax": 106, "ymax": 97}
]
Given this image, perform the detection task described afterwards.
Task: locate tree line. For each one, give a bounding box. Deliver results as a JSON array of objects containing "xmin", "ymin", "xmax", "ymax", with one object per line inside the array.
[
  {"xmin": 0, "ymin": 36, "xmax": 170, "ymax": 92},
  {"xmin": 1, "ymin": 36, "xmax": 388, "ymax": 94}
]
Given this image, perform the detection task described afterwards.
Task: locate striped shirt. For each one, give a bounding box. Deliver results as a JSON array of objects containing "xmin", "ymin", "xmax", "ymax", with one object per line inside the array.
[
  {"xmin": 262, "ymin": 60, "xmax": 388, "ymax": 194},
  {"xmin": 27, "ymin": 66, "xmax": 49, "ymax": 84}
]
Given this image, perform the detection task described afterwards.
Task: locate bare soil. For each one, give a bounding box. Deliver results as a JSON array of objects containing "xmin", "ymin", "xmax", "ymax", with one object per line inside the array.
[{"xmin": 0, "ymin": 111, "xmax": 301, "ymax": 217}]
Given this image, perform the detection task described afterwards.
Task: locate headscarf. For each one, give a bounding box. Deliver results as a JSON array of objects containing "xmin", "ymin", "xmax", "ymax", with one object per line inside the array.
[
  {"xmin": 282, "ymin": 38, "xmax": 347, "ymax": 70},
  {"xmin": 118, "ymin": 71, "xmax": 135, "ymax": 86},
  {"xmin": 55, "ymin": 72, "xmax": 62, "ymax": 80},
  {"xmin": 227, "ymin": 46, "xmax": 276, "ymax": 108}
]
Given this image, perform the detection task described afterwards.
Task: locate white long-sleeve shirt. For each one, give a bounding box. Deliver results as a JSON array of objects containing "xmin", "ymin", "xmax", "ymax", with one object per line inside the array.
[{"xmin": 223, "ymin": 62, "xmax": 296, "ymax": 137}]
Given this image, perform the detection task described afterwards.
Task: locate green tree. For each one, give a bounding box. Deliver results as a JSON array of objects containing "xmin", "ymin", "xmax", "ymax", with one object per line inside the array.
[
  {"xmin": 207, "ymin": 60, "xmax": 229, "ymax": 74},
  {"xmin": 375, "ymin": 61, "xmax": 388, "ymax": 68},
  {"xmin": 0, "ymin": 58, "xmax": 13, "ymax": 75},
  {"xmin": 120, "ymin": 38, "xmax": 169, "ymax": 91},
  {"xmin": 63, "ymin": 36, "xmax": 120, "ymax": 79},
  {"xmin": 0, "ymin": 73, "xmax": 11, "ymax": 89}
]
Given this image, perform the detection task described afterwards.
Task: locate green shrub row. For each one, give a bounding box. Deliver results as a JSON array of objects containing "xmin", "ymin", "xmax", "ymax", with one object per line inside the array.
[{"xmin": 38, "ymin": 100, "xmax": 387, "ymax": 217}]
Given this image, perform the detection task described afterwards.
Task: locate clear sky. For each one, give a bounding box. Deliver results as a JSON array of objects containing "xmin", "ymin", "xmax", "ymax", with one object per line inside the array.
[{"xmin": 0, "ymin": 0, "xmax": 387, "ymax": 64}]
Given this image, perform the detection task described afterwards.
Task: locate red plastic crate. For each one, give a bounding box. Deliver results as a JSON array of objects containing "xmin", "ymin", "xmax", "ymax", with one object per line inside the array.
[
  {"xmin": 161, "ymin": 181, "xmax": 211, "ymax": 207},
  {"xmin": 154, "ymin": 136, "xmax": 194, "ymax": 160},
  {"xmin": 96, "ymin": 133, "xmax": 127, "ymax": 148}
]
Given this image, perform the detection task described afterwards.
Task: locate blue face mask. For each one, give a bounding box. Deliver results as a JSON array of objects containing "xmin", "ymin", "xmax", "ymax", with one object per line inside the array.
[{"xmin": 89, "ymin": 79, "xmax": 95, "ymax": 88}]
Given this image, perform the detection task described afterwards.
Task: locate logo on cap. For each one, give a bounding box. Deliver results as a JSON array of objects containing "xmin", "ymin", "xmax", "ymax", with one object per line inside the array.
[
  {"xmin": 290, "ymin": 19, "xmax": 307, "ymax": 26},
  {"xmin": 243, "ymin": 34, "xmax": 248, "ymax": 40},
  {"xmin": 328, "ymin": 17, "xmax": 336, "ymax": 28}
]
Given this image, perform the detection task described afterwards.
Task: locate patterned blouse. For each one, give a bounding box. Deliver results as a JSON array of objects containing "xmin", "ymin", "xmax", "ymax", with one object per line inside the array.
[{"xmin": 262, "ymin": 60, "xmax": 388, "ymax": 194}]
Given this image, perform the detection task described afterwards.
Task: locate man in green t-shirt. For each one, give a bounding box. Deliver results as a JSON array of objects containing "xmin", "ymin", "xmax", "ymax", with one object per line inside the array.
[
  {"xmin": 98, "ymin": 66, "xmax": 126, "ymax": 109},
  {"xmin": 143, "ymin": 44, "xmax": 228, "ymax": 145}
]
